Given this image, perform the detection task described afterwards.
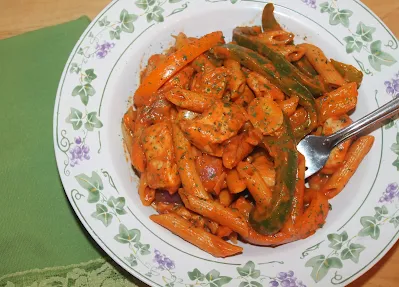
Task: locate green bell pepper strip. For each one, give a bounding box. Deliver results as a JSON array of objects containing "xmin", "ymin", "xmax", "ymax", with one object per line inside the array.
[
  {"xmin": 233, "ymin": 29, "xmax": 325, "ymax": 96},
  {"xmin": 293, "ymin": 57, "xmax": 318, "ymax": 78},
  {"xmin": 211, "ymin": 44, "xmax": 299, "ymax": 234},
  {"xmin": 249, "ymin": 116, "xmax": 298, "ymax": 235},
  {"xmin": 331, "ymin": 59, "xmax": 363, "ymax": 88},
  {"xmin": 211, "ymin": 43, "xmax": 317, "ymax": 139},
  {"xmin": 262, "ymin": 3, "xmax": 282, "ymax": 32}
]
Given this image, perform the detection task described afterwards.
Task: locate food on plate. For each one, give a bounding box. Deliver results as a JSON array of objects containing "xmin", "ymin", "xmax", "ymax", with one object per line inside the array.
[{"xmin": 122, "ymin": 3, "xmax": 373, "ymax": 257}]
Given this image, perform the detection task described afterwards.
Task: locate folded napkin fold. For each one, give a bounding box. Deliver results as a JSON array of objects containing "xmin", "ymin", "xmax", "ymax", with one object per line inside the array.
[{"xmin": 0, "ymin": 17, "xmax": 144, "ymax": 286}]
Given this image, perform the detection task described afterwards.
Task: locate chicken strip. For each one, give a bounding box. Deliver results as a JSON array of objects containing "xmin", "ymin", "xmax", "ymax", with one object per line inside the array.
[
  {"xmin": 179, "ymin": 101, "xmax": 247, "ymax": 156},
  {"xmin": 141, "ymin": 122, "xmax": 181, "ymax": 193}
]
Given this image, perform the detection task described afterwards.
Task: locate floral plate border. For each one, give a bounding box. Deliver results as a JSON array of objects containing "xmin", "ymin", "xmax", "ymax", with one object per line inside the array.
[{"xmin": 53, "ymin": 0, "xmax": 399, "ymax": 286}]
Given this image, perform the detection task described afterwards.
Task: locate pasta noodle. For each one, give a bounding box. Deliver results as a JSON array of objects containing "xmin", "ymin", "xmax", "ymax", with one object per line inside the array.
[
  {"xmin": 179, "ymin": 190, "xmax": 249, "ymax": 237},
  {"xmin": 226, "ymin": 169, "xmax": 247, "ymax": 194},
  {"xmin": 293, "ymin": 56, "xmax": 318, "ymax": 77},
  {"xmin": 322, "ymin": 136, "xmax": 375, "ymax": 199},
  {"xmin": 224, "ymin": 59, "xmax": 246, "ymax": 99},
  {"xmin": 121, "ymin": 3, "xmax": 373, "ymax": 257},
  {"xmin": 150, "ymin": 213, "xmax": 243, "ymax": 257},
  {"xmin": 236, "ymin": 161, "xmax": 273, "ymax": 216},
  {"xmin": 320, "ymin": 115, "xmax": 353, "ymax": 174},
  {"xmin": 269, "ymin": 45, "xmax": 307, "ymax": 62},
  {"xmin": 255, "ymin": 30, "xmax": 295, "ymax": 46},
  {"xmin": 137, "ymin": 172, "xmax": 155, "ymax": 206},
  {"xmin": 247, "ymin": 72, "xmax": 285, "ymax": 100},
  {"xmin": 300, "ymin": 43, "xmax": 346, "ymax": 88},
  {"xmin": 171, "ymin": 122, "xmax": 211, "ymax": 200},
  {"xmin": 277, "ymin": 95, "xmax": 299, "ymax": 117}
]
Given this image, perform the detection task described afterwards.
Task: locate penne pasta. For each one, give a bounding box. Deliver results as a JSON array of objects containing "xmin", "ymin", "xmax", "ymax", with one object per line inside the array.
[
  {"xmin": 236, "ymin": 161, "xmax": 273, "ymax": 213},
  {"xmin": 191, "ymin": 67, "xmax": 230, "ymax": 99},
  {"xmin": 138, "ymin": 172, "xmax": 155, "ymax": 206},
  {"xmin": 218, "ymin": 189, "xmax": 234, "ymax": 207},
  {"xmin": 179, "ymin": 190, "xmax": 249, "ymax": 237},
  {"xmin": 171, "ymin": 122, "xmax": 210, "ymax": 199},
  {"xmin": 256, "ymin": 30, "xmax": 295, "ymax": 46},
  {"xmin": 308, "ymin": 173, "xmax": 330, "ymax": 191},
  {"xmin": 296, "ymin": 192, "xmax": 330, "ymax": 238},
  {"xmin": 322, "ymin": 136, "xmax": 375, "ymax": 199},
  {"xmin": 222, "ymin": 133, "xmax": 254, "ymax": 169},
  {"xmin": 251, "ymin": 154, "xmax": 276, "ymax": 187},
  {"xmin": 321, "ymin": 115, "xmax": 353, "ymax": 173},
  {"xmin": 316, "ymin": 83, "xmax": 358, "ymax": 123},
  {"xmin": 194, "ymin": 151, "xmax": 225, "ymax": 193},
  {"xmin": 331, "ymin": 59, "xmax": 363, "ymax": 87},
  {"xmin": 319, "ymin": 96, "xmax": 357, "ymax": 123},
  {"xmin": 269, "ymin": 45, "xmax": 307, "ymax": 62},
  {"xmin": 122, "ymin": 3, "xmax": 370, "ymax": 257},
  {"xmin": 294, "ymin": 154, "xmax": 306, "ymax": 209},
  {"xmin": 213, "ymin": 172, "xmax": 227, "ymax": 195},
  {"xmin": 159, "ymin": 66, "xmax": 195, "ymax": 93},
  {"xmin": 233, "ymin": 84, "xmax": 255, "ymax": 107},
  {"xmin": 303, "ymin": 188, "xmax": 318, "ymax": 204},
  {"xmin": 150, "ymin": 213, "xmax": 243, "ymax": 257},
  {"xmin": 316, "ymin": 82, "xmax": 358, "ymax": 108},
  {"xmin": 247, "ymin": 72, "xmax": 285, "ymax": 100},
  {"xmin": 173, "ymin": 32, "xmax": 196, "ymax": 49},
  {"xmin": 226, "ymin": 169, "xmax": 247, "ymax": 193},
  {"xmin": 192, "ymin": 54, "xmax": 215, "ymax": 73},
  {"xmin": 289, "ymin": 107, "xmax": 308, "ymax": 130},
  {"xmin": 164, "ymin": 88, "xmax": 214, "ymax": 113},
  {"xmin": 300, "ymin": 43, "xmax": 346, "ymax": 88},
  {"xmin": 277, "ymin": 95, "xmax": 299, "ymax": 117},
  {"xmin": 293, "ymin": 56, "xmax": 318, "ymax": 77},
  {"xmin": 224, "ymin": 59, "xmax": 246, "ymax": 99},
  {"xmin": 216, "ymin": 226, "xmax": 233, "ymax": 238}
]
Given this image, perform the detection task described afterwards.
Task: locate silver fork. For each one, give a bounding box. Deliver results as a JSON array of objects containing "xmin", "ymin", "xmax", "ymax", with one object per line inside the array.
[{"xmin": 297, "ymin": 97, "xmax": 399, "ymax": 179}]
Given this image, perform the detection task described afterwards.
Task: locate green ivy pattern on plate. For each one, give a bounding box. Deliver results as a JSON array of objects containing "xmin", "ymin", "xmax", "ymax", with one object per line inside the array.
[
  {"xmin": 74, "ymin": 170, "xmax": 127, "ymax": 225},
  {"xmin": 54, "ymin": 0, "xmax": 399, "ymax": 286},
  {"xmin": 186, "ymin": 262, "xmax": 308, "ymax": 287},
  {"xmin": 300, "ymin": 74, "xmax": 399, "ymax": 283},
  {"xmin": 319, "ymin": 1, "xmax": 397, "ymax": 73},
  {"xmin": 384, "ymin": 71, "xmax": 399, "ymax": 170},
  {"xmin": 72, "ymin": 170, "xmax": 310, "ymax": 287},
  {"xmin": 57, "ymin": 1, "xmax": 190, "ymax": 175},
  {"xmin": 303, "ymin": 203, "xmax": 399, "ymax": 283},
  {"xmin": 74, "ymin": 171, "xmax": 398, "ymax": 286}
]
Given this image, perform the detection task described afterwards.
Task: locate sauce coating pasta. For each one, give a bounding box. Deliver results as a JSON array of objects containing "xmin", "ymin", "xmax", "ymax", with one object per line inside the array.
[{"xmin": 122, "ymin": 3, "xmax": 373, "ymax": 257}]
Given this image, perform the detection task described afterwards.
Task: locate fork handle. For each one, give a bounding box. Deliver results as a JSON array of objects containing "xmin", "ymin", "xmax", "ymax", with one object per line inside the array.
[{"xmin": 327, "ymin": 97, "xmax": 399, "ymax": 147}]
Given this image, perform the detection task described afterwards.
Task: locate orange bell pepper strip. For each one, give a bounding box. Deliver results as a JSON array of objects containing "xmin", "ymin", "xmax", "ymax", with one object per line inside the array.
[{"xmin": 134, "ymin": 31, "xmax": 225, "ymax": 107}]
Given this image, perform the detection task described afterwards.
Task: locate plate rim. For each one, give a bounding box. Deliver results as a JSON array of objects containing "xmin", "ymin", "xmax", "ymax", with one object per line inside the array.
[{"xmin": 53, "ymin": 0, "xmax": 399, "ymax": 286}]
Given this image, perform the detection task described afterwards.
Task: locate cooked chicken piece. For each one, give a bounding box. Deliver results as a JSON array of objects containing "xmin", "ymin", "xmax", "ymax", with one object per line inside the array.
[
  {"xmin": 141, "ymin": 122, "xmax": 181, "ymax": 193},
  {"xmin": 180, "ymin": 101, "xmax": 247, "ymax": 156}
]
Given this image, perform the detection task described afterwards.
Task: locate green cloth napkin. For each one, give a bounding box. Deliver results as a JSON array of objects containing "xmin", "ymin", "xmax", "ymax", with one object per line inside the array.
[{"xmin": 0, "ymin": 17, "xmax": 145, "ymax": 287}]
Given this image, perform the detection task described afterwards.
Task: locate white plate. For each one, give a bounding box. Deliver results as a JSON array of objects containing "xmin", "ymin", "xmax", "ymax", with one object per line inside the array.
[{"xmin": 53, "ymin": 0, "xmax": 399, "ymax": 286}]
